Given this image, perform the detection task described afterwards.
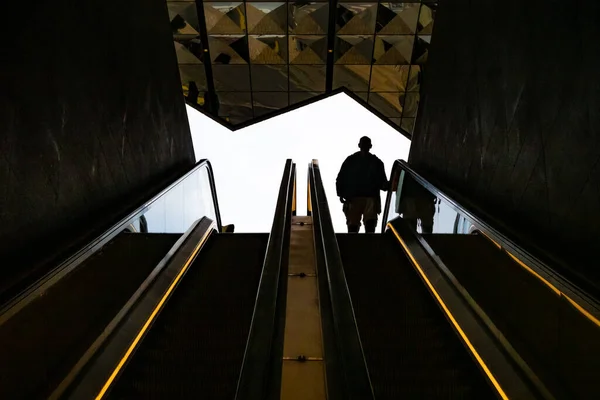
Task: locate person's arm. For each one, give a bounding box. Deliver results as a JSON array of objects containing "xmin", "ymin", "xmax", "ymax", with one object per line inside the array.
[
  {"xmin": 336, "ymin": 158, "xmax": 349, "ymax": 200},
  {"xmin": 378, "ymin": 159, "xmax": 389, "ymax": 191}
]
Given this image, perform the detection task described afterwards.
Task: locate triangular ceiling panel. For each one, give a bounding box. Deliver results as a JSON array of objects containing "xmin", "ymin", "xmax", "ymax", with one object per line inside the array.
[
  {"xmin": 174, "ymin": 41, "xmax": 202, "ymax": 64},
  {"xmin": 204, "ymin": 4, "xmax": 246, "ymax": 34},
  {"xmin": 247, "ymin": 3, "xmax": 287, "ymax": 34},
  {"xmin": 249, "ymin": 37, "xmax": 287, "ymax": 64}
]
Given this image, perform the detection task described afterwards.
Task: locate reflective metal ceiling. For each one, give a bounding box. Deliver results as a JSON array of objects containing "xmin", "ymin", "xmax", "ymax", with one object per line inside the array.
[{"xmin": 168, "ymin": 0, "xmax": 438, "ymax": 137}]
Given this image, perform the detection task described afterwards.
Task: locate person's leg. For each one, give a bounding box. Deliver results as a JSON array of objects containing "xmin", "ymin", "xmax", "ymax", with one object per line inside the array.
[
  {"xmin": 405, "ymin": 218, "xmax": 418, "ymax": 231},
  {"xmin": 347, "ymin": 224, "xmax": 360, "ymax": 233},
  {"xmin": 362, "ymin": 197, "xmax": 378, "ymax": 233},
  {"xmin": 364, "ymin": 219, "xmax": 377, "ymax": 233},
  {"xmin": 344, "ymin": 199, "xmax": 362, "ymax": 233},
  {"xmin": 420, "ymin": 219, "xmax": 433, "ymax": 234}
]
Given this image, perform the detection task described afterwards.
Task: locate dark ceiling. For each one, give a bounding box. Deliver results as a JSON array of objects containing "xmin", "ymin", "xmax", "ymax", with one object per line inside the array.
[{"xmin": 168, "ymin": 0, "xmax": 438, "ymax": 137}]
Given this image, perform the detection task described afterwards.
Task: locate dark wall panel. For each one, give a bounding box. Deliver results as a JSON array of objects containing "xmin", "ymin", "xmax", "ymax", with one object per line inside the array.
[
  {"xmin": 409, "ymin": 0, "xmax": 600, "ymax": 287},
  {"xmin": 0, "ymin": 0, "xmax": 195, "ymax": 296}
]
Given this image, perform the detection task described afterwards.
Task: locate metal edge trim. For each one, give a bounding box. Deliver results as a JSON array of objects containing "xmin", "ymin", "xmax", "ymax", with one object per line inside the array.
[
  {"xmin": 64, "ymin": 218, "xmax": 216, "ymax": 399},
  {"xmin": 388, "ymin": 220, "xmax": 539, "ymax": 400},
  {"xmin": 0, "ymin": 160, "xmax": 221, "ymax": 327}
]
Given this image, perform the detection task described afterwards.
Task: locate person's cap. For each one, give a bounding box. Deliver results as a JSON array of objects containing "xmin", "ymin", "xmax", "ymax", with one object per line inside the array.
[{"xmin": 359, "ymin": 136, "xmax": 372, "ymax": 149}]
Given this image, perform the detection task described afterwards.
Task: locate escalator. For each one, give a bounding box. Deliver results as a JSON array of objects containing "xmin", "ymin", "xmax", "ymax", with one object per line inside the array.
[
  {"xmin": 307, "ymin": 160, "xmax": 534, "ymax": 400},
  {"xmin": 0, "ymin": 160, "xmax": 224, "ymax": 400},
  {"xmin": 4, "ymin": 156, "xmax": 598, "ymax": 400},
  {"xmin": 337, "ymin": 232, "xmax": 495, "ymax": 399},
  {"xmin": 108, "ymin": 233, "xmax": 268, "ymax": 399},
  {"xmin": 424, "ymin": 233, "xmax": 600, "ymax": 399},
  {"xmin": 378, "ymin": 159, "xmax": 600, "ymax": 400},
  {"xmin": 0, "ymin": 232, "xmax": 180, "ymax": 399},
  {"xmin": 54, "ymin": 160, "xmax": 296, "ymax": 400}
]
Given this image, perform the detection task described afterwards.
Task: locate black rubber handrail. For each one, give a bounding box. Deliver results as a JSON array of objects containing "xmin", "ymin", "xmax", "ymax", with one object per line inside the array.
[
  {"xmin": 381, "ymin": 159, "xmax": 600, "ymax": 316},
  {"xmin": 0, "ymin": 159, "xmax": 222, "ymax": 325},
  {"xmin": 58, "ymin": 217, "xmax": 218, "ymax": 399},
  {"xmin": 309, "ymin": 160, "xmax": 374, "ymax": 400},
  {"xmin": 235, "ymin": 159, "xmax": 295, "ymax": 400}
]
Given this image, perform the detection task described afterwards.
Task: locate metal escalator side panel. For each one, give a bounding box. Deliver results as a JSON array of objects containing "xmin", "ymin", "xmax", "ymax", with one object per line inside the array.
[
  {"xmin": 107, "ymin": 233, "xmax": 269, "ymax": 399},
  {"xmin": 0, "ymin": 159, "xmax": 223, "ymax": 321},
  {"xmin": 308, "ymin": 160, "xmax": 375, "ymax": 400},
  {"xmin": 391, "ymin": 159, "xmax": 600, "ymax": 320},
  {"xmin": 62, "ymin": 217, "xmax": 217, "ymax": 400},
  {"xmin": 386, "ymin": 218, "xmax": 541, "ymax": 400},
  {"xmin": 423, "ymin": 233, "xmax": 598, "ymax": 400},
  {"xmin": 337, "ymin": 233, "xmax": 497, "ymax": 400},
  {"xmin": 235, "ymin": 160, "xmax": 295, "ymax": 400},
  {"xmin": 0, "ymin": 233, "xmax": 180, "ymax": 400}
]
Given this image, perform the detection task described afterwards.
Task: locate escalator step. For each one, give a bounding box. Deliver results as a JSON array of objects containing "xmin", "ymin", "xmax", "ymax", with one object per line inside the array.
[
  {"xmin": 0, "ymin": 232, "xmax": 180, "ymax": 399},
  {"xmin": 337, "ymin": 233, "xmax": 495, "ymax": 399},
  {"xmin": 107, "ymin": 233, "xmax": 269, "ymax": 400}
]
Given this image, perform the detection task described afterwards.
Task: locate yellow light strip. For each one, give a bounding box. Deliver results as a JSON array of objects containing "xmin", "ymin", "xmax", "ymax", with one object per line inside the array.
[
  {"xmin": 478, "ymin": 230, "xmax": 502, "ymax": 250},
  {"xmin": 479, "ymin": 231, "xmax": 600, "ymax": 327},
  {"xmin": 387, "ymin": 223, "xmax": 509, "ymax": 400},
  {"xmin": 504, "ymin": 252, "xmax": 561, "ymax": 296},
  {"xmin": 564, "ymin": 293, "xmax": 600, "ymax": 328},
  {"xmin": 292, "ymin": 175, "xmax": 297, "ymax": 213},
  {"xmin": 307, "ymin": 179, "xmax": 312, "ymax": 213},
  {"xmin": 95, "ymin": 227, "xmax": 213, "ymax": 399}
]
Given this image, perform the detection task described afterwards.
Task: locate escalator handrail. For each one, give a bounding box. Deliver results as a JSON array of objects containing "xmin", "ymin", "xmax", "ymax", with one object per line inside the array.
[
  {"xmin": 57, "ymin": 217, "xmax": 218, "ymax": 400},
  {"xmin": 309, "ymin": 160, "xmax": 375, "ymax": 400},
  {"xmin": 0, "ymin": 159, "xmax": 222, "ymax": 326},
  {"xmin": 382, "ymin": 159, "xmax": 600, "ymax": 319},
  {"xmin": 235, "ymin": 159, "xmax": 295, "ymax": 400}
]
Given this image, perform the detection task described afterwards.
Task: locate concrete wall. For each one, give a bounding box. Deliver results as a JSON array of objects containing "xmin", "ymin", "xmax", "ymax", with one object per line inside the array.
[
  {"xmin": 0, "ymin": 0, "xmax": 194, "ymax": 297},
  {"xmin": 409, "ymin": 0, "xmax": 600, "ymax": 288}
]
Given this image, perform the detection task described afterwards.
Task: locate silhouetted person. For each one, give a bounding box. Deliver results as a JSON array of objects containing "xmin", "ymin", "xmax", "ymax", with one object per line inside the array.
[
  {"xmin": 398, "ymin": 174, "xmax": 436, "ymax": 234},
  {"xmin": 337, "ymin": 137, "xmax": 389, "ymax": 233},
  {"xmin": 187, "ymin": 81, "xmax": 199, "ymax": 104}
]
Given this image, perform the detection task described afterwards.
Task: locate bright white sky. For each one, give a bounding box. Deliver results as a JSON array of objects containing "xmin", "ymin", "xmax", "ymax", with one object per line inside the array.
[{"xmin": 187, "ymin": 93, "xmax": 411, "ymax": 233}]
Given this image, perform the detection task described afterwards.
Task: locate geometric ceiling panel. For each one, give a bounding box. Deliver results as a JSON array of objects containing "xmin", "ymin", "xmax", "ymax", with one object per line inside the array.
[
  {"xmin": 253, "ymin": 91, "xmax": 289, "ymax": 117},
  {"xmin": 336, "ymin": 3, "xmax": 378, "ymax": 35},
  {"xmin": 289, "ymin": 35, "xmax": 328, "ymax": 64},
  {"xmin": 180, "ymin": 64, "xmax": 207, "ymax": 100},
  {"xmin": 290, "ymin": 91, "xmax": 325, "ymax": 106},
  {"xmin": 212, "ymin": 65, "xmax": 251, "ymax": 91},
  {"xmin": 333, "ymin": 65, "xmax": 371, "ymax": 92},
  {"xmin": 418, "ymin": 3, "xmax": 436, "ymax": 34},
  {"xmin": 370, "ymin": 65, "xmax": 411, "ymax": 92},
  {"xmin": 170, "ymin": 0, "xmax": 439, "ymax": 137},
  {"xmin": 406, "ymin": 64, "xmax": 421, "ymax": 91},
  {"xmin": 401, "ymin": 117, "xmax": 416, "ymax": 134},
  {"xmin": 400, "ymin": 91, "xmax": 420, "ymax": 117},
  {"xmin": 290, "ymin": 2, "xmax": 329, "ymax": 34},
  {"xmin": 368, "ymin": 92, "xmax": 404, "ymax": 117},
  {"xmin": 412, "ymin": 35, "xmax": 430, "ymax": 64},
  {"xmin": 251, "ymin": 65, "xmax": 288, "ymax": 91},
  {"xmin": 376, "ymin": 2, "xmax": 420, "ymax": 34},
  {"xmin": 373, "ymin": 35, "xmax": 414, "ymax": 64},
  {"xmin": 247, "ymin": 3, "xmax": 287, "ymax": 34},
  {"xmin": 289, "ymin": 65, "xmax": 327, "ymax": 92},
  {"xmin": 204, "ymin": 3, "xmax": 247, "ymax": 34},
  {"xmin": 249, "ymin": 35, "xmax": 288, "ymax": 64},
  {"xmin": 216, "ymin": 91, "xmax": 253, "ymax": 124},
  {"xmin": 209, "ymin": 36, "xmax": 249, "ymax": 64},
  {"xmin": 168, "ymin": 3, "xmax": 201, "ymax": 33},
  {"xmin": 335, "ymin": 36, "xmax": 374, "ymax": 64},
  {"xmin": 174, "ymin": 41, "xmax": 203, "ymax": 64}
]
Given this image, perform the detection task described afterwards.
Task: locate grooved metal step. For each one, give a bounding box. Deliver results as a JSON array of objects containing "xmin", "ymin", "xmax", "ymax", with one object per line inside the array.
[
  {"xmin": 336, "ymin": 232, "xmax": 495, "ymax": 399},
  {"xmin": 0, "ymin": 232, "xmax": 181, "ymax": 399},
  {"xmin": 107, "ymin": 233, "xmax": 268, "ymax": 400}
]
